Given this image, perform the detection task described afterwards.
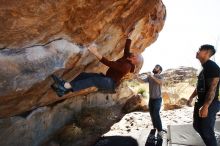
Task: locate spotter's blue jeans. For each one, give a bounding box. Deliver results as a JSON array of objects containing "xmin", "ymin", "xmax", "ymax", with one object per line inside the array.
[{"xmin": 149, "ymin": 98, "xmax": 163, "ymax": 131}]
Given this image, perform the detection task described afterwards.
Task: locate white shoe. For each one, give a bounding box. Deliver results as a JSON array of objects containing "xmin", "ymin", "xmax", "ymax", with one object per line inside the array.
[{"xmin": 157, "ymin": 130, "xmax": 167, "ymax": 139}]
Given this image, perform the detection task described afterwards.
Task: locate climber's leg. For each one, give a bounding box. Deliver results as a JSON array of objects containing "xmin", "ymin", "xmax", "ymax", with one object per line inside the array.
[
  {"xmin": 70, "ymin": 75, "xmax": 115, "ymax": 92},
  {"xmin": 64, "ymin": 72, "xmax": 106, "ymax": 90}
]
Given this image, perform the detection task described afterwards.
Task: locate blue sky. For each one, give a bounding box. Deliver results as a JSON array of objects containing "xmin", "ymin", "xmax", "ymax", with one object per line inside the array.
[{"xmin": 140, "ymin": 0, "xmax": 220, "ymax": 73}]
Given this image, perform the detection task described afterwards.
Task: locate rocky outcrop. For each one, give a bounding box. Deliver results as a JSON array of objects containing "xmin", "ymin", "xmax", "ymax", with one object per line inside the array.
[
  {"xmin": 0, "ymin": 0, "xmax": 166, "ymax": 146},
  {"xmin": 122, "ymin": 94, "xmax": 147, "ymax": 113},
  {"xmin": 161, "ymin": 67, "xmax": 197, "ymax": 110},
  {"xmin": 0, "ymin": 81, "xmax": 135, "ymax": 146},
  {"xmin": 0, "ymin": 0, "xmax": 166, "ymax": 118},
  {"xmin": 162, "ymin": 66, "xmax": 197, "ymax": 84}
]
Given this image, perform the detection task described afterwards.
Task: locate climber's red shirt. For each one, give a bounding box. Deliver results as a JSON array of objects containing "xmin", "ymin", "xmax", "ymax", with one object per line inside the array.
[{"xmin": 100, "ymin": 57, "xmax": 134, "ymax": 85}]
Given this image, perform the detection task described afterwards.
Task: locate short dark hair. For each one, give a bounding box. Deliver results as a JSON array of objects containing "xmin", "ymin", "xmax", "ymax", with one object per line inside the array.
[
  {"xmin": 156, "ymin": 64, "xmax": 163, "ymax": 72},
  {"xmin": 199, "ymin": 44, "xmax": 216, "ymax": 56}
]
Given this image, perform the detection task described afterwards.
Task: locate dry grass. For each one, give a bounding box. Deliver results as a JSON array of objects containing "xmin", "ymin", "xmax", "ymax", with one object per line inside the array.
[{"xmin": 126, "ymin": 80, "xmax": 149, "ymax": 98}]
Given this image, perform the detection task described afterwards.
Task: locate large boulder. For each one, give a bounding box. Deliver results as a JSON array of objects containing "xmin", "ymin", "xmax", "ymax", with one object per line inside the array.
[
  {"xmin": 0, "ymin": 82, "xmax": 136, "ymax": 146},
  {"xmin": 0, "ymin": 0, "xmax": 166, "ymax": 146},
  {"xmin": 0, "ymin": 0, "xmax": 166, "ymax": 118},
  {"xmin": 122, "ymin": 94, "xmax": 148, "ymax": 113}
]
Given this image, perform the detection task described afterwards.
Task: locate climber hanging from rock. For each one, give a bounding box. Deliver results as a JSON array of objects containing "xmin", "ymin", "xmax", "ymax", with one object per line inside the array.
[{"xmin": 51, "ymin": 38, "xmax": 142, "ymax": 97}]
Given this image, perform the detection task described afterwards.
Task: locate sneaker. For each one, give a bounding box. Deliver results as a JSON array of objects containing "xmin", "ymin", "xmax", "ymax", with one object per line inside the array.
[
  {"xmin": 51, "ymin": 75, "xmax": 69, "ymax": 97},
  {"xmin": 51, "ymin": 74, "xmax": 65, "ymax": 86},
  {"xmin": 157, "ymin": 130, "xmax": 167, "ymax": 140},
  {"xmin": 51, "ymin": 83, "xmax": 67, "ymax": 97},
  {"xmin": 146, "ymin": 129, "xmax": 157, "ymax": 144}
]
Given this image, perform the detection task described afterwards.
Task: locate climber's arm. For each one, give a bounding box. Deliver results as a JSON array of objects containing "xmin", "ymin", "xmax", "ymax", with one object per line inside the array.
[
  {"xmin": 88, "ymin": 45, "xmax": 131, "ymax": 72},
  {"xmin": 88, "ymin": 45, "xmax": 102, "ymax": 60},
  {"xmin": 123, "ymin": 25, "xmax": 134, "ymax": 57},
  {"xmin": 123, "ymin": 38, "xmax": 132, "ymax": 57}
]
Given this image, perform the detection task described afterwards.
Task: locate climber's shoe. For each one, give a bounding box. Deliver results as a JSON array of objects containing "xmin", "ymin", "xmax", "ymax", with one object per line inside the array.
[
  {"xmin": 51, "ymin": 83, "xmax": 67, "ymax": 97},
  {"xmin": 51, "ymin": 74, "xmax": 65, "ymax": 86},
  {"xmin": 51, "ymin": 75, "xmax": 69, "ymax": 97}
]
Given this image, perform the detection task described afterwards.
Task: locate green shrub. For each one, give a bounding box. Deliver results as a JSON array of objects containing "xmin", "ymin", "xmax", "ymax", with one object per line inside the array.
[{"xmin": 138, "ymin": 88, "xmax": 146, "ymax": 96}]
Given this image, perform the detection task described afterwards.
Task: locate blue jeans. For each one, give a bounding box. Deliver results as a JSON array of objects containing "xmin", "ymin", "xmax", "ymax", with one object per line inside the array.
[
  {"xmin": 70, "ymin": 72, "xmax": 115, "ymax": 92},
  {"xmin": 149, "ymin": 98, "xmax": 163, "ymax": 131},
  {"xmin": 193, "ymin": 99, "xmax": 220, "ymax": 146}
]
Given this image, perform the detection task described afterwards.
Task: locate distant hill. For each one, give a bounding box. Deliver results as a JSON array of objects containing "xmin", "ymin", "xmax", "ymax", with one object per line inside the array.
[
  {"xmin": 140, "ymin": 66, "xmax": 198, "ymax": 86},
  {"xmin": 162, "ymin": 66, "xmax": 197, "ymax": 83}
]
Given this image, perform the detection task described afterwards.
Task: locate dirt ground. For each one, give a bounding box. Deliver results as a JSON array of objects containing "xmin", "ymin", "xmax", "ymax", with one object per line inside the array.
[{"xmin": 95, "ymin": 106, "xmax": 220, "ymax": 146}]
